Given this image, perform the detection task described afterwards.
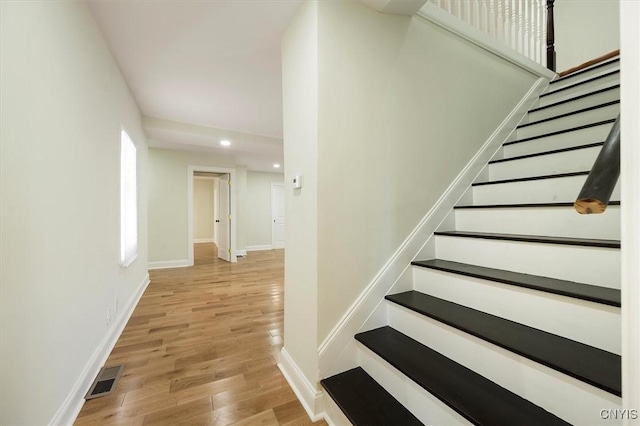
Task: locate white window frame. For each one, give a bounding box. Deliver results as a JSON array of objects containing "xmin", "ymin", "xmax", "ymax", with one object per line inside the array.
[{"xmin": 120, "ymin": 127, "xmax": 138, "ymax": 267}]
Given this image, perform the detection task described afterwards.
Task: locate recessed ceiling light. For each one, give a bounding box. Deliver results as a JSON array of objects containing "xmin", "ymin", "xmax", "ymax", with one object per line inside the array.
[
  {"xmin": 273, "ymin": 164, "xmax": 281, "ymax": 168},
  {"xmin": 220, "ymin": 140, "xmax": 231, "ymax": 146}
]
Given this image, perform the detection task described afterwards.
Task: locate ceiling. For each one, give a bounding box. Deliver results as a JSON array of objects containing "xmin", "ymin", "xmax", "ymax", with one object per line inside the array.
[{"xmin": 89, "ymin": 0, "xmax": 303, "ymax": 172}]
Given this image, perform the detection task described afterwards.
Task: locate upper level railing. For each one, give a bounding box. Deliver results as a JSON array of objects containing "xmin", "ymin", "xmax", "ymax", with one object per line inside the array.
[{"xmin": 428, "ymin": 0, "xmax": 556, "ymax": 71}]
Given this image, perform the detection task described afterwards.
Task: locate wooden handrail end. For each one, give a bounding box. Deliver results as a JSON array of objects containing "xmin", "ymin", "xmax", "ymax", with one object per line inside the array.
[{"xmin": 574, "ymin": 198, "xmax": 607, "ymax": 214}]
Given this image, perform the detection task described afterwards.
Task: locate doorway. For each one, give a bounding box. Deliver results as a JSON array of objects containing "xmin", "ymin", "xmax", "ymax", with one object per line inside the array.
[{"xmin": 187, "ymin": 165, "xmax": 237, "ymax": 265}]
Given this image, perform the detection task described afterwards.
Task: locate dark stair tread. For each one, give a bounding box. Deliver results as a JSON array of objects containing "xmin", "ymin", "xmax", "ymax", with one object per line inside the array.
[
  {"xmin": 489, "ymin": 142, "xmax": 604, "ymax": 164},
  {"xmin": 530, "ymin": 84, "xmax": 620, "ymax": 113},
  {"xmin": 356, "ymin": 326, "xmax": 571, "ymax": 426},
  {"xmin": 411, "ymin": 259, "xmax": 620, "ymax": 307},
  {"xmin": 384, "ymin": 292, "xmax": 621, "ymax": 396},
  {"xmin": 455, "ymin": 200, "xmax": 621, "ymax": 209},
  {"xmin": 505, "ymin": 119, "xmax": 616, "ymax": 145},
  {"xmin": 321, "ymin": 367, "xmax": 423, "ymax": 426},
  {"xmin": 434, "ymin": 230, "xmax": 620, "ymax": 248},
  {"xmin": 550, "ymin": 57, "xmax": 619, "ymax": 85},
  {"xmin": 473, "ymin": 170, "xmax": 588, "ymax": 186},
  {"xmin": 541, "ymin": 69, "xmax": 620, "ymax": 98},
  {"xmin": 517, "ymin": 100, "xmax": 619, "ymax": 129}
]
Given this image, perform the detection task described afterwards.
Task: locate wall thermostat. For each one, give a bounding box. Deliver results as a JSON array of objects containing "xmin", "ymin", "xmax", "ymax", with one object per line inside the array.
[{"xmin": 292, "ymin": 175, "xmax": 303, "ymax": 189}]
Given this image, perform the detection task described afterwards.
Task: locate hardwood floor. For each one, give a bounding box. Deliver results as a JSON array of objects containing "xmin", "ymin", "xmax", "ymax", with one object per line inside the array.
[{"xmin": 75, "ymin": 244, "xmax": 326, "ymax": 426}]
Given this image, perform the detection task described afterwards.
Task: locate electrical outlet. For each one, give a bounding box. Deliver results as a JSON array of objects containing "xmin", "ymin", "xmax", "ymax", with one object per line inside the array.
[{"xmin": 107, "ymin": 308, "xmax": 111, "ymax": 326}]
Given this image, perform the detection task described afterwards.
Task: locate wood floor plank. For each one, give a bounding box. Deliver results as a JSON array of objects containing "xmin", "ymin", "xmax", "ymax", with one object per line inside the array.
[{"xmin": 75, "ymin": 244, "xmax": 325, "ymax": 426}]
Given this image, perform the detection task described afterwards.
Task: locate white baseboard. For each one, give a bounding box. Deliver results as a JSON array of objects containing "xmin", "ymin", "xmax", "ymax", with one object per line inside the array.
[
  {"xmin": 49, "ymin": 273, "xmax": 150, "ymax": 426},
  {"xmin": 317, "ymin": 77, "xmax": 549, "ymax": 379},
  {"xmin": 236, "ymin": 249, "xmax": 247, "ymax": 257},
  {"xmin": 277, "ymin": 348, "xmax": 325, "ymax": 422},
  {"xmin": 246, "ymin": 244, "xmax": 273, "ymax": 252},
  {"xmin": 148, "ymin": 259, "xmax": 189, "ymax": 270},
  {"xmin": 194, "ymin": 238, "xmax": 214, "ymax": 244},
  {"xmin": 417, "ymin": 3, "xmax": 556, "ymax": 80}
]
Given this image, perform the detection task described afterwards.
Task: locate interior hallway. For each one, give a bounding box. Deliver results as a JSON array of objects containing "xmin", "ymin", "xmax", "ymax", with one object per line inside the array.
[{"xmin": 75, "ymin": 244, "xmax": 325, "ymax": 425}]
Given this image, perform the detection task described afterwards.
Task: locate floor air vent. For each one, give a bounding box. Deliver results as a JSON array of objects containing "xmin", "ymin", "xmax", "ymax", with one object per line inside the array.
[{"xmin": 85, "ymin": 365, "xmax": 124, "ymax": 400}]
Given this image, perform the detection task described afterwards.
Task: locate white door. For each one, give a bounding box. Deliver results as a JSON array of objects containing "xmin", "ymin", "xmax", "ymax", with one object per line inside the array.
[
  {"xmin": 213, "ymin": 178, "xmax": 219, "ymax": 245},
  {"xmin": 271, "ymin": 183, "xmax": 285, "ymax": 249},
  {"xmin": 217, "ymin": 175, "xmax": 231, "ymax": 261}
]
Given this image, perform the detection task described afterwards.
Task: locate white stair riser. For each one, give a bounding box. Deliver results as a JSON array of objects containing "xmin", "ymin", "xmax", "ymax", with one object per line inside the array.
[
  {"xmin": 454, "ymin": 206, "xmax": 620, "ymax": 240},
  {"xmin": 435, "ymin": 235, "xmax": 620, "ymax": 288},
  {"xmin": 357, "ymin": 346, "xmax": 473, "ymax": 426},
  {"xmin": 324, "ymin": 392, "xmax": 353, "ymax": 426},
  {"xmin": 527, "ymin": 87, "xmax": 620, "ymax": 123},
  {"xmin": 547, "ymin": 61, "xmax": 619, "ymax": 92},
  {"xmin": 387, "ymin": 305, "xmax": 622, "ymax": 425},
  {"xmin": 411, "ymin": 267, "xmax": 621, "ymax": 353},
  {"xmin": 503, "ymin": 122, "xmax": 612, "ymax": 157},
  {"xmin": 537, "ymin": 74, "xmax": 619, "ymax": 107},
  {"xmin": 491, "ymin": 146, "xmax": 600, "ymax": 180},
  {"xmin": 516, "ymin": 103, "xmax": 619, "ymax": 140},
  {"xmin": 472, "ymin": 175, "xmax": 621, "ymax": 205}
]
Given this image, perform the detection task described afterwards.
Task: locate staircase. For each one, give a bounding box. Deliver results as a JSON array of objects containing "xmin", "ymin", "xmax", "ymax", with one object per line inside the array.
[{"xmin": 321, "ymin": 56, "xmax": 622, "ymax": 425}]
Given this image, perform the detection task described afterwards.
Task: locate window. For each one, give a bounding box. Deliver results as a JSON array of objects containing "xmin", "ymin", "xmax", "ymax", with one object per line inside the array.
[{"xmin": 120, "ymin": 129, "xmax": 137, "ymax": 267}]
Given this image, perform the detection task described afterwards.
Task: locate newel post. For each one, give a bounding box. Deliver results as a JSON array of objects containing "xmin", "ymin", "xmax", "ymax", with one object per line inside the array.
[{"xmin": 546, "ymin": 0, "xmax": 556, "ymax": 71}]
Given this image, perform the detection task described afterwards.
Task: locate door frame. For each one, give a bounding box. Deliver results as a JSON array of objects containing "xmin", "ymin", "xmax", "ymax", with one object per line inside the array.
[
  {"xmin": 187, "ymin": 165, "xmax": 237, "ymax": 265},
  {"xmin": 271, "ymin": 182, "xmax": 285, "ymax": 249}
]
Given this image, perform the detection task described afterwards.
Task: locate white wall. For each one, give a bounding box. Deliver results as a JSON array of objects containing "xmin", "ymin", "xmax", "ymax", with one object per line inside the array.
[
  {"xmin": 555, "ymin": 0, "xmax": 620, "ymax": 71},
  {"xmin": 236, "ymin": 166, "xmax": 248, "ymax": 251},
  {"xmin": 620, "ymin": 0, "xmax": 640, "ymax": 413},
  {"xmin": 0, "ymin": 2, "xmax": 148, "ymax": 425},
  {"xmin": 148, "ymin": 148, "xmax": 235, "ymax": 263},
  {"xmin": 193, "ymin": 178, "xmax": 215, "ymax": 242},
  {"xmin": 281, "ymin": 0, "xmax": 320, "ymax": 391},
  {"xmin": 247, "ymin": 171, "xmax": 285, "ymax": 248},
  {"xmin": 315, "ymin": 0, "xmax": 538, "ymax": 344}
]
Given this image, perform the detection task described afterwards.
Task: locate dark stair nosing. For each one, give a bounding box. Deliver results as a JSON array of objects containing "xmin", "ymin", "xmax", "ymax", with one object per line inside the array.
[
  {"xmin": 356, "ymin": 326, "xmax": 572, "ymax": 426},
  {"xmin": 489, "ymin": 142, "xmax": 604, "ymax": 164},
  {"xmin": 473, "ymin": 170, "xmax": 589, "ymax": 186},
  {"xmin": 541, "ymin": 69, "xmax": 620, "ymax": 98},
  {"xmin": 434, "ymin": 230, "xmax": 620, "ymax": 249},
  {"xmin": 529, "ymin": 84, "xmax": 620, "ymax": 113},
  {"xmin": 504, "ymin": 119, "xmax": 616, "ymax": 145},
  {"xmin": 411, "ymin": 259, "xmax": 620, "ymax": 307},
  {"xmin": 321, "ymin": 367, "xmax": 423, "ymax": 426},
  {"xmin": 517, "ymin": 100, "xmax": 619, "ymax": 129},
  {"xmin": 550, "ymin": 57, "xmax": 619, "ymax": 85},
  {"xmin": 454, "ymin": 200, "xmax": 620, "ymax": 209},
  {"xmin": 384, "ymin": 293, "xmax": 621, "ymax": 396}
]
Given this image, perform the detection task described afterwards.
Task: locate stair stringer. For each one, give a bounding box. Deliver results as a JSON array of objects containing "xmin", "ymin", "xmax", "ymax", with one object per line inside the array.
[{"xmin": 317, "ymin": 77, "xmax": 549, "ymax": 386}]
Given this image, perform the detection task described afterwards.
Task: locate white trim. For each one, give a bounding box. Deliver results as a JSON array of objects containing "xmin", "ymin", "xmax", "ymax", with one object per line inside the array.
[
  {"xmin": 246, "ymin": 244, "xmax": 274, "ymax": 252},
  {"xmin": 277, "ymin": 348, "xmax": 325, "ymax": 422},
  {"xmin": 620, "ymin": 2, "xmax": 640, "ymax": 420},
  {"xmin": 194, "ymin": 176, "xmax": 217, "ymax": 181},
  {"xmin": 193, "ymin": 238, "xmax": 214, "ymax": 244},
  {"xmin": 236, "ymin": 249, "xmax": 247, "ymax": 257},
  {"xmin": 417, "ymin": 3, "xmax": 556, "ymax": 80},
  {"xmin": 318, "ymin": 78, "xmax": 549, "ymax": 378},
  {"xmin": 49, "ymin": 273, "xmax": 150, "ymax": 426},
  {"xmin": 187, "ymin": 165, "xmax": 237, "ymax": 265},
  {"xmin": 148, "ymin": 259, "xmax": 189, "ymax": 270}
]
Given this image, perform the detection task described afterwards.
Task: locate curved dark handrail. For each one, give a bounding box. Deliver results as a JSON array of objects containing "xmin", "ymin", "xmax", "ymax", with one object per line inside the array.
[{"xmin": 574, "ymin": 115, "xmax": 620, "ymax": 214}]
